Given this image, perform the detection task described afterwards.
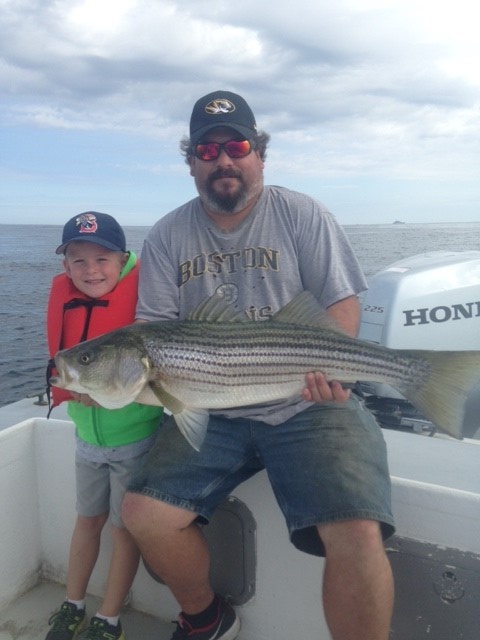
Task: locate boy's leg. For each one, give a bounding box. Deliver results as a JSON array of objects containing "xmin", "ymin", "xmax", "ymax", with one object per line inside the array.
[
  {"xmin": 45, "ymin": 514, "xmax": 107, "ymax": 640},
  {"xmin": 67, "ymin": 455, "xmax": 112, "ymax": 599},
  {"xmin": 45, "ymin": 458, "xmax": 110, "ymax": 639},
  {"xmin": 66, "ymin": 513, "xmax": 108, "ymax": 599},
  {"xmin": 91, "ymin": 452, "xmax": 149, "ymax": 617},
  {"xmin": 97, "ymin": 525, "xmax": 140, "ymax": 617}
]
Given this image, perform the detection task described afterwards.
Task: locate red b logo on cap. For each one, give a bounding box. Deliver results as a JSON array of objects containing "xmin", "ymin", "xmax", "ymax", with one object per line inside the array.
[{"xmin": 76, "ymin": 213, "xmax": 98, "ymax": 234}]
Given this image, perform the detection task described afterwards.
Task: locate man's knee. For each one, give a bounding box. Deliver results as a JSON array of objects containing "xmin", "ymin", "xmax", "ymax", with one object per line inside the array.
[
  {"xmin": 317, "ymin": 519, "xmax": 385, "ymax": 556},
  {"xmin": 122, "ymin": 491, "xmax": 198, "ymax": 537}
]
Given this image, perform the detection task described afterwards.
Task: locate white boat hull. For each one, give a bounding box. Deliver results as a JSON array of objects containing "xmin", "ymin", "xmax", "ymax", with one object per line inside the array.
[{"xmin": 1, "ymin": 399, "xmax": 479, "ymax": 639}]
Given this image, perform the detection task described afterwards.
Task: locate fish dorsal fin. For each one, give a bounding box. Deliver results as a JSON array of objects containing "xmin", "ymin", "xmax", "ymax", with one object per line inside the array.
[
  {"xmin": 187, "ymin": 295, "xmax": 248, "ymax": 323},
  {"xmin": 272, "ymin": 291, "xmax": 343, "ymax": 332}
]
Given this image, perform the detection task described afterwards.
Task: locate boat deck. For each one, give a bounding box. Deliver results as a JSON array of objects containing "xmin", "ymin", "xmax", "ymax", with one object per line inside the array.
[
  {"xmin": 1, "ymin": 399, "xmax": 480, "ymax": 639},
  {"xmin": 0, "ymin": 582, "xmax": 173, "ymax": 640}
]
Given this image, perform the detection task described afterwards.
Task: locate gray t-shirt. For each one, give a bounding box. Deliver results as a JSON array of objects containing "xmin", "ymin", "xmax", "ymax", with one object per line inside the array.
[{"xmin": 137, "ymin": 185, "xmax": 367, "ymax": 424}]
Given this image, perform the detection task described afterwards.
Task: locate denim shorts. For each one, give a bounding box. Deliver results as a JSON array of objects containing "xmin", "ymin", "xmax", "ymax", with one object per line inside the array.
[
  {"xmin": 128, "ymin": 396, "xmax": 395, "ymax": 556},
  {"xmin": 76, "ymin": 449, "xmax": 150, "ymax": 528}
]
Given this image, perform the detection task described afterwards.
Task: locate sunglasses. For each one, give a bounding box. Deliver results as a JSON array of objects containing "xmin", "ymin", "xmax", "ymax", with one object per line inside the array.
[{"xmin": 194, "ymin": 139, "xmax": 253, "ymax": 161}]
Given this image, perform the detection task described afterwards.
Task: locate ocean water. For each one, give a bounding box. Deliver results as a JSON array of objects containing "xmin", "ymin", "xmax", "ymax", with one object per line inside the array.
[{"xmin": 1, "ymin": 221, "xmax": 479, "ymax": 407}]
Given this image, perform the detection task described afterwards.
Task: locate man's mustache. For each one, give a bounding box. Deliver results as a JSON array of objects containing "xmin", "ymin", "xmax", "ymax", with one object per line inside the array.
[{"xmin": 209, "ymin": 168, "xmax": 242, "ymax": 181}]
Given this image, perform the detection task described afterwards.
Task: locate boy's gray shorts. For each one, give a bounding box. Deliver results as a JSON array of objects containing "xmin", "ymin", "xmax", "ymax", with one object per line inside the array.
[{"xmin": 76, "ymin": 450, "xmax": 149, "ymax": 528}]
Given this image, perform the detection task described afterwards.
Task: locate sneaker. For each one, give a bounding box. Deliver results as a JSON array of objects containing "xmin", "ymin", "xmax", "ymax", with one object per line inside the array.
[
  {"xmin": 84, "ymin": 616, "xmax": 126, "ymax": 640},
  {"xmin": 45, "ymin": 601, "xmax": 87, "ymax": 640},
  {"xmin": 171, "ymin": 597, "xmax": 240, "ymax": 640}
]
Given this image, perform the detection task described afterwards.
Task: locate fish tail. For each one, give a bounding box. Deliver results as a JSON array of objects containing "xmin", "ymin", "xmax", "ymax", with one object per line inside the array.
[{"xmin": 404, "ymin": 351, "xmax": 480, "ymax": 439}]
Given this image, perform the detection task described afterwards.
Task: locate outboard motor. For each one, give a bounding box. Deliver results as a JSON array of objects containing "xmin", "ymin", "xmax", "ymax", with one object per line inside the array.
[{"xmin": 358, "ymin": 251, "xmax": 480, "ymax": 438}]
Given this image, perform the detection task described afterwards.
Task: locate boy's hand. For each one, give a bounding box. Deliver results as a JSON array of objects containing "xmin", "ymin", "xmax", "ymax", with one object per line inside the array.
[
  {"xmin": 70, "ymin": 391, "xmax": 101, "ymax": 407},
  {"xmin": 302, "ymin": 372, "xmax": 351, "ymax": 404}
]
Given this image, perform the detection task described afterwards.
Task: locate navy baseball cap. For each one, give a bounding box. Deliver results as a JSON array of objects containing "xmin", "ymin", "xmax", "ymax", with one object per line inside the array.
[
  {"xmin": 190, "ymin": 90, "xmax": 257, "ymax": 145},
  {"xmin": 55, "ymin": 212, "xmax": 126, "ymax": 254}
]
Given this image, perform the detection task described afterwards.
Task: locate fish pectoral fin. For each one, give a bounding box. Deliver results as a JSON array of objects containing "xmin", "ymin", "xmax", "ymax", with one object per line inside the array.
[
  {"xmin": 134, "ymin": 384, "xmax": 164, "ymax": 407},
  {"xmin": 174, "ymin": 409, "xmax": 210, "ymax": 452},
  {"xmin": 149, "ymin": 383, "xmax": 209, "ymax": 451},
  {"xmin": 149, "ymin": 383, "xmax": 185, "ymax": 414}
]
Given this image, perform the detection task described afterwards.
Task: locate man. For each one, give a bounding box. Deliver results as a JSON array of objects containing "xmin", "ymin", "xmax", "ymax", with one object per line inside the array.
[{"xmin": 122, "ymin": 90, "xmax": 394, "ymax": 640}]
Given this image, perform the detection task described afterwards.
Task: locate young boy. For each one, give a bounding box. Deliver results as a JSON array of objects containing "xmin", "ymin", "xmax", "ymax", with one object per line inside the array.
[{"xmin": 45, "ymin": 212, "xmax": 163, "ymax": 640}]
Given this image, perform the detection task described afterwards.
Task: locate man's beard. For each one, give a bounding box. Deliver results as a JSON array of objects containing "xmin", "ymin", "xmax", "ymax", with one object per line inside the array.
[{"xmin": 202, "ymin": 169, "xmax": 250, "ymax": 215}]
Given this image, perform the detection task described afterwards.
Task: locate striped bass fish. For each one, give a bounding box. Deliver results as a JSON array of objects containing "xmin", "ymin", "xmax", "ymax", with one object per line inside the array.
[{"xmin": 50, "ymin": 292, "xmax": 480, "ymax": 450}]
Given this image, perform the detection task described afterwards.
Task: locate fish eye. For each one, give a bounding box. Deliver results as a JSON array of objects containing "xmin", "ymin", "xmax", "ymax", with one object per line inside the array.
[{"xmin": 80, "ymin": 353, "xmax": 91, "ymax": 364}]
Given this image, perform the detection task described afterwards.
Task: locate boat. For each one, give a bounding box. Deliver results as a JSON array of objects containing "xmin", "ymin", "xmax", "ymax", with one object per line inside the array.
[{"xmin": 1, "ymin": 251, "xmax": 479, "ymax": 639}]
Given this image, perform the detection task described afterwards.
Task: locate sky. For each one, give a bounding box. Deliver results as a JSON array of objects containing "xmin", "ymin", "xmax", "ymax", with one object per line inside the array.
[{"xmin": 1, "ymin": 0, "xmax": 479, "ymax": 226}]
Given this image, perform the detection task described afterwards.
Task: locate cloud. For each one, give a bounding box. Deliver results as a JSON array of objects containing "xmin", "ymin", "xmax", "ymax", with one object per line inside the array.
[
  {"xmin": 1, "ymin": 0, "xmax": 479, "ymax": 223},
  {"xmin": 2, "ymin": 1, "xmax": 478, "ymax": 124}
]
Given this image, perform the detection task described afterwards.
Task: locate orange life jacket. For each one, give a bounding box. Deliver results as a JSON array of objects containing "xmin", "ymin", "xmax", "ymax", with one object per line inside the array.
[{"xmin": 46, "ymin": 263, "xmax": 139, "ymax": 408}]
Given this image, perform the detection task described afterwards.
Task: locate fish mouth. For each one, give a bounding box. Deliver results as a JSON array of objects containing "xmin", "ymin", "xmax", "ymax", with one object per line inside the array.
[
  {"xmin": 49, "ymin": 371, "xmax": 72, "ymax": 389},
  {"xmin": 50, "ymin": 358, "xmax": 77, "ymax": 390}
]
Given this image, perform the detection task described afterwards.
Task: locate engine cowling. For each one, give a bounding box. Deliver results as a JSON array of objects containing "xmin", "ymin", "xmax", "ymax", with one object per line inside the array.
[{"xmin": 358, "ymin": 251, "xmax": 480, "ymax": 437}]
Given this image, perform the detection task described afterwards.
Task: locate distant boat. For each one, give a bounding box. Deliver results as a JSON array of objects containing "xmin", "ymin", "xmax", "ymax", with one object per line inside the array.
[{"xmin": 393, "ymin": 220, "xmax": 405, "ymax": 224}]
